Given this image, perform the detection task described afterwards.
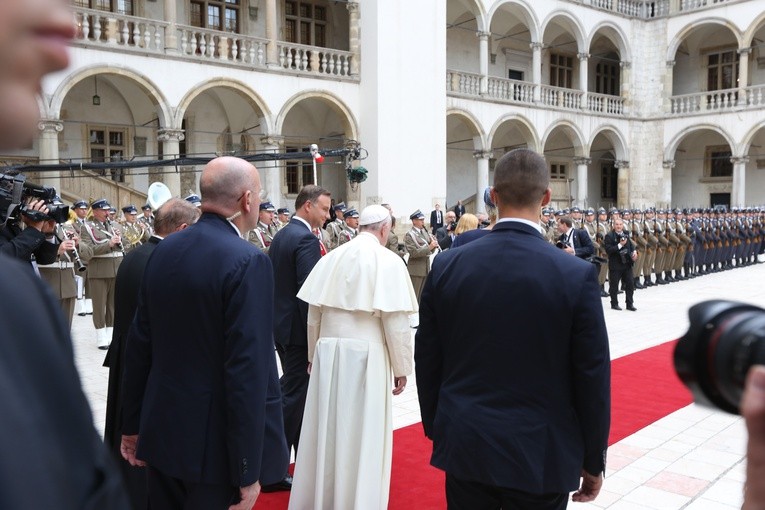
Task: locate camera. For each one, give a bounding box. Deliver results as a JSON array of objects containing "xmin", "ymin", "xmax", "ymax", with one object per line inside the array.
[
  {"xmin": 446, "ymin": 221, "xmax": 457, "ymax": 232},
  {"xmin": 674, "ymin": 300, "xmax": 765, "ymax": 415},
  {"xmin": 0, "ymin": 172, "xmax": 69, "ymax": 225},
  {"xmin": 555, "ymin": 241, "xmax": 567, "ymax": 249}
]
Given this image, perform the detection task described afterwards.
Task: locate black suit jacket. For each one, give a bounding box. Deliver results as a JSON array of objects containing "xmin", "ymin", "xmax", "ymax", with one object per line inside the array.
[
  {"xmin": 430, "ymin": 209, "xmax": 444, "ymax": 234},
  {"xmin": 269, "ymin": 218, "xmax": 321, "ymax": 347},
  {"xmin": 122, "ymin": 214, "xmax": 288, "ymax": 487},
  {"xmin": 0, "ymin": 223, "xmax": 58, "ymax": 268},
  {"xmin": 415, "ymin": 221, "xmax": 610, "ymax": 494},
  {"xmin": 0, "ymin": 254, "xmax": 129, "ymax": 509},
  {"xmin": 453, "ymin": 204, "xmax": 465, "ymax": 220},
  {"xmin": 559, "ymin": 228, "xmax": 595, "ymax": 259},
  {"xmin": 604, "ymin": 230, "xmax": 636, "ymax": 271},
  {"xmin": 435, "ymin": 225, "xmax": 453, "ymax": 250}
]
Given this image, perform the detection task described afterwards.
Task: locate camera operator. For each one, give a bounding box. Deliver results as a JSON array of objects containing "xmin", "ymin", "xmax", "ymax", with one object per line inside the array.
[
  {"xmin": 0, "ymin": 197, "xmax": 60, "ymax": 270},
  {"xmin": 604, "ymin": 218, "xmax": 638, "ymax": 311},
  {"xmin": 435, "ymin": 210, "xmax": 457, "ymax": 250},
  {"xmin": 556, "ymin": 215, "xmax": 594, "ymax": 259}
]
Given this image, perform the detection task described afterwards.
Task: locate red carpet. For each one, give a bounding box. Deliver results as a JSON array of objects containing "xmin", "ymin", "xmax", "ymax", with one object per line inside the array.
[{"xmin": 257, "ymin": 340, "xmax": 692, "ymax": 509}]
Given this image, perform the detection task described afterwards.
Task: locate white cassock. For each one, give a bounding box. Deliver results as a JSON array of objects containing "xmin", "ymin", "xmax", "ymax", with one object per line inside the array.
[{"xmin": 289, "ymin": 232, "xmax": 418, "ymax": 510}]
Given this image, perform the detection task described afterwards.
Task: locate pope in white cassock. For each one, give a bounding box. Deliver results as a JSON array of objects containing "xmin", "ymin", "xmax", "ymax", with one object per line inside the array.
[{"xmin": 288, "ymin": 204, "xmax": 418, "ymax": 510}]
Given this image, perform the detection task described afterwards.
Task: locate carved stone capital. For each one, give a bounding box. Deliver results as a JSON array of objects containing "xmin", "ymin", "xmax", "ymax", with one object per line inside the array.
[
  {"xmin": 666, "ymin": 60, "xmax": 676, "ymax": 68},
  {"xmin": 615, "ymin": 160, "xmax": 630, "ymax": 169},
  {"xmin": 731, "ymin": 156, "xmax": 750, "ymax": 165},
  {"xmin": 473, "ymin": 150, "xmax": 494, "ymax": 160},
  {"xmin": 260, "ymin": 135, "xmax": 284, "ymax": 148},
  {"xmin": 157, "ymin": 128, "xmax": 185, "ymax": 142},
  {"xmin": 476, "ymin": 31, "xmax": 490, "ymax": 40},
  {"xmin": 346, "ymin": 1, "xmax": 359, "ymax": 13},
  {"xmin": 662, "ymin": 160, "xmax": 675, "ymax": 169},
  {"xmin": 577, "ymin": 52, "xmax": 590, "ymax": 61},
  {"xmin": 573, "ymin": 157, "xmax": 591, "ymax": 166},
  {"xmin": 530, "ymin": 42, "xmax": 544, "ymax": 51},
  {"xmin": 38, "ymin": 119, "xmax": 64, "ymax": 133},
  {"xmin": 738, "ymin": 47, "xmax": 753, "ymax": 55},
  {"xmin": 619, "ymin": 60, "xmax": 632, "ymax": 69}
]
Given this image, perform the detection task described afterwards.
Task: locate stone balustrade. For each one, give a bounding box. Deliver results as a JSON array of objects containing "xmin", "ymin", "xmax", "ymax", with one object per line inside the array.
[
  {"xmin": 679, "ymin": 0, "xmax": 730, "ymax": 11},
  {"xmin": 276, "ymin": 42, "xmax": 355, "ymax": 77},
  {"xmin": 177, "ymin": 25, "xmax": 267, "ymax": 66},
  {"xmin": 73, "ymin": 7, "xmax": 167, "ymax": 52},
  {"xmin": 670, "ymin": 88, "xmax": 739, "ymax": 114},
  {"xmin": 447, "ymin": 70, "xmax": 482, "ymax": 96},
  {"xmin": 588, "ymin": 92, "xmax": 625, "ymax": 115},
  {"xmin": 539, "ymin": 84, "xmax": 583, "ymax": 111},
  {"xmin": 57, "ymin": 168, "xmax": 148, "ymax": 210},
  {"xmin": 486, "ymin": 77, "xmax": 535, "ymax": 105}
]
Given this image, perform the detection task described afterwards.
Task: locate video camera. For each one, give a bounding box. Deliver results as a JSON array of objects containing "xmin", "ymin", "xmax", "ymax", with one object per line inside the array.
[
  {"xmin": 675, "ymin": 300, "xmax": 765, "ymax": 415},
  {"xmin": 0, "ymin": 172, "xmax": 69, "ymax": 225}
]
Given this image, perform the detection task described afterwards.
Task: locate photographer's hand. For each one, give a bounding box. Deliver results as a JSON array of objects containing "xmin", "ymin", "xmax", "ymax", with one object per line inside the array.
[
  {"xmin": 743, "ymin": 365, "xmax": 765, "ymax": 510},
  {"xmin": 21, "ymin": 198, "xmax": 49, "ymax": 231}
]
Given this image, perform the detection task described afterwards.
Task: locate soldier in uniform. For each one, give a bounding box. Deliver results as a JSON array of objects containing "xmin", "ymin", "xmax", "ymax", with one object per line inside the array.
[
  {"xmin": 247, "ymin": 201, "xmax": 277, "ymax": 253},
  {"xmin": 675, "ymin": 209, "xmax": 694, "ymax": 278},
  {"xmin": 276, "ymin": 207, "xmax": 291, "ymax": 230},
  {"xmin": 71, "ymin": 199, "xmax": 93, "ymax": 317},
  {"xmin": 382, "ymin": 203, "xmax": 406, "ymax": 258},
  {"xmin": 540, "ymin": 208, "xmax": 557, "ymax": 244},
  {"xmin": 642, "ymin": 208, "xmax": 661, "ymax": 285},
  {"xmin": 405, "ymin": 209, "xmax": 439, "ymax": 302},
  {"xmin": 326, "ymin": 202, "xmax": 347, "ymax": 250},
  {"xmin": 138, "ymin": 204, "xmax": 154, "ymax": 236},
  {"xmin": 120, "ymin": 205, "xmax": 149, "ymax": 253},
  {"xmin": 38, "ymin": 200, "xmax": 80, "ymax": 328},
  {"xmin": 570, "ymin": 206, "xmax": 583, "ymax": 229},
  {"xmin": 654, "ymin": 209, "xmax": 672, "ymax": 283},
  {"xmin": 185, "ymin": 193, "xmax": 202, "ymax": 208},
  {"xmin": 665, "ymin": 209, "xmax": 684, "ymax": 280},
  {"xmin": 584, "ymin": 208, "xmax": 608, "ymax": 297},
  {"xmin": 79, "ymin": 199, "xmax": 124, "ymax": 350},
  {"xmin": 630, "ymin": 209, "xmax": 648, "ymax": 289},
  {"xmin": 596, "ymin": 208, "xmax": 610, "ymax": 295},
  {"xmin": 337, "ymin": 208, "xmax": 359, "ymax": 246}
]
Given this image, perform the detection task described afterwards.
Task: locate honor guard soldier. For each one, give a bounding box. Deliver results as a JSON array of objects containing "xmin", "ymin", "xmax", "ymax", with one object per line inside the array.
[
  {"xmin": 120, "ymin": 205, "xmax": 149, "ymax": 253},
  {"xmin": 630, "ymin": 209, "xmax": 648, "ymax": 289},
  {"xmin": 642, "ymin": 208, "xmax": 660, "ymax": 285},
  {"xmin": 405, "ymin": 209, "xmax": 439, "ymax": 302},
  {"xmin": 276, "ymin": 207, "xmax": 291, "ymax": 230},
  {"xmin": 338, "ymin": 208, "xmax": 359, "ymax": 246},
  {"xmin": 71, "ymin": 199, "xmax": 93, "ymax": 317},
  {"xmin": 78, "ymin": 199, "xmax": 124, "ymax": 350},
  {"xmin": 248, "ymin": 201, "xmax": 277, "ymax": 253},
  {"xmin": 570, "ymin": 206, "xmax": 583, "ymax": 228},
  {"xmin": 326, "ymin": 202, "xmax": 346, "ymax": 249},
  {"xmin": 596, "ymin": 208, "xmax": 610, "ymax": 295}
]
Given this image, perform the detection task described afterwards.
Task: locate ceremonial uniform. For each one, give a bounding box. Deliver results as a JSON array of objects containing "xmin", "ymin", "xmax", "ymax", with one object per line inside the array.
[
  {"xmin": 326, "ymin": 202, "xmax": 347, "ymax": 250},
  {"xmin": 337, "ymin": 223, "xmax": 357, "ymax": 246},
  {"xmin": 248, "ymin": 221, "xmax": 276, "ymax": 253},
  {"xmin": 38, "ymin": 222, "xmax": 78, "ymax": 327},
  {"xmin": 79, "ymin": 199, "xmax": 124, "ymax": 349},
  {"xmin": 405, "ymin": 210, "xmax": 437, "ymax": 302}
]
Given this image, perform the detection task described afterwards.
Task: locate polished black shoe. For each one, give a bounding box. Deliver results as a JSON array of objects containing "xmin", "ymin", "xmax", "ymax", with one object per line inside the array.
[
  {"xmin": 634, "ymin": 282, "xmax": 645, "ymax": 289},
  {"xmin": 611, "ymin": 304, "xmax": 622, "ymax": 311},
  {"xmin": 77, "ymin": 312, "xmax": 87, "ymax": 316},
  {"xmin": 657, "ymin": 278, "xmax": 668, "ymax": 285},
  {"xmin": 600, "ymin": 289, "xmax": 609, "ymax": 298},
  {"xmin": 261, "ymin": 475, "xmax": 293, "ymax": 493},
  {"xmin": 626, "ymin": 305, "xmax": 637, "ymax": 311}
]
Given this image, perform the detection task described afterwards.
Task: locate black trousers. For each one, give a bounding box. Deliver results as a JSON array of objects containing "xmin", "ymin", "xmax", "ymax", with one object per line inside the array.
[
  {"xmin": 609, "ymin": 265, "xmax": 634, "ymax": 307},
  {"xmin": 276, "ymin": 343, "xmax": 310, "ymax": 456},
  {"xmin": 446, "ymin": 474, "xmax": 568, "ymax": 510},
  {"xmin": 147, "ymin": 466, "xmax": 237, "ymax": 510}
]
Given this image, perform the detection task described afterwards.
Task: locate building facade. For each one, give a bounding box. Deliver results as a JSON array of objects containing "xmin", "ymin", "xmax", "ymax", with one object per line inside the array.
[{"xmin": 4, "ymin": 0, "xmax": 765, "ymax": 222}]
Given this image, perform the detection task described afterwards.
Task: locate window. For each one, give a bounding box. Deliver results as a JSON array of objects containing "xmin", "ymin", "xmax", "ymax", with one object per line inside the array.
[
  {"xmin": 550, "ymin": 163, "xmax": 567, "ymax": 180},
  {"xmin": 601, "ymin": 163, "xmax": 618, "ymax": 200},
  {"xmin": 508, "ymin": 69, "xmax": 524, "ymax": 81},
  {"xmin": 73, "ymin": 0, "xmax": 133, "ymax": 14},
  {"xmin": 705, "ymin": 146, "xmax": 733, "ymax": 179},
  {"xmin": 285, "ymin": 1, "xmax": 327, "ymax": 47},
  {"xmin": 190, "ymin": 0, "xmax": 240, "ymax": 32},
  {"xmin": 550, "ymin": 54, "xmax": 573, "ymax": 89},
  {"xmin": 89, "ymin": 126, "xmax": 128, "ymax": 183},
  {"xmin": 285, "ymin": 146, "xmax": 315, "ymax": 194},
  {"xmin": 707, "ymin": 50, "xmax": 738, "ymax": 91},
  {"xmin": 595, "ymin": 61, "xmax": 620, "ymax": 96}
]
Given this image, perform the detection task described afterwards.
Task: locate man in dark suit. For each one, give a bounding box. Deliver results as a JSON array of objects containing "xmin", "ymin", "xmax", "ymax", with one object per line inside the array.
[
  {"xmin": 269, "ymin": 186, "xmax": 331, "ymax": 463},
  {"xmin": 0, "ymin": 0, "xmax": 128, "ymax": 506},
  {"xmin": 430, "ymin": 203, "xmax": 444, "ymax": 235},
  {"xmin": 435, "ymin": 210, "xmax": 457, "ymax": 250},
  {"xmin": 121, "ymin": 157, "xmax": 289, "ymax": 510},
  {"xmin": 557, "ymin": 215, "xmax": 595, "ymax": 259},
  {"xmin": 604, "ymin": 218, "xmax": 638, "ymax": 311},
  {"xmin": 104, "ymin": 198, "xmax": 199, "ymax": 509},
  {"xmin": 416, "ymin": 149, "xmax": 611, "ymax": 510},
  {"xmin": 453, "ymin": 200, "xmax": 465, "ymax": 222}
]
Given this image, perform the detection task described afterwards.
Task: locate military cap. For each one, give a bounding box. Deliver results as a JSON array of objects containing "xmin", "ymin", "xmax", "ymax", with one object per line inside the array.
[
  {"xmin": 597, "ymin": 207, "xmax": 607, "ymax": 214},
  {"xmin": 554, "ymin": 210, "xmax": 565, "ymax": 217},
  {"xmin": 91, "ymin": 198, "xmax": 111, "ymax": 210},
  {"xmin": 541, "ymin": 208, "xmax": 551, "ymax": 216},
  {"xmin": 185, "ymin": 194, "xmax": 201, "ymax": 207},
  {"xmin": 645, "ymin": 206, "xmax": 655, "ymax": 213},
  {"xmin": 142, "ymin": 204, "xmax": 152, "ymax": 211},
  {"xmin": 277, "ymin": 207, "xmax": 290, "ymax": 215},
  {"xmin": 122, "ymin": 205, "xmax": 138, "ymax": 214},
  {"xmin": 345, "ymin": 208, "xmax": 359, "ymax": 218},
  {"xmin": 632, "ymin": 208, "xmax": 642, "ymax": 214},
  {"xmin": 563, "ymin": 208, "xmax": 571, "ymax": 215},
  {"xmin": 108, "ymin": 207, "xmax": 117, "ymax": 214},
  {"xmin": 571, "ymin": 206, "xmax": 581, "ymax": 213},
  {"xmin": 409, "ymin": 209, "xmax": 425, "ymax": 220},
  {"xmin": 483, "ymin": 186, "xmax": 495, "ymax": 209},
  {"xmin": 585, "ymin": 208, "xmax": 595, "ymax": 215},
  {"xmin": 609, "ymin": 207, "xmax": 618, "ymax": 214},
  {"xmin": 334, "ymin": 202, "xmax": 347, "ymax": 212},
  {"xmin": 259, "ymin": 201, "xmax": 276, "ymax": 212},
  {"xmin": 73, "ymin": 200, "xmax": 88, "ymax": 209}
]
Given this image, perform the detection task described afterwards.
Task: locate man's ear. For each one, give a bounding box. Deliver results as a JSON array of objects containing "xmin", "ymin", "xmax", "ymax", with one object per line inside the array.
[{"xmin": 541, "ymin": 188, "xmax": 552, "ymax": 207}]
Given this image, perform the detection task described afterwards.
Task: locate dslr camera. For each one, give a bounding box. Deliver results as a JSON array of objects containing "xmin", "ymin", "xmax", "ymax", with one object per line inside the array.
[
  {"xmin": 617, "ymin": 232, "xmax": 631, "ymax": 264},
  {"xmin": 446, "ymin": 221, "xmax": 457, "ymax": 232},
  {"xmin": 0, "ymin": 172, "xmax": 69, "ymax": 225},
  {"xmin": 675, "ymin": 300, "xmax": 765, "ymax": 415}
]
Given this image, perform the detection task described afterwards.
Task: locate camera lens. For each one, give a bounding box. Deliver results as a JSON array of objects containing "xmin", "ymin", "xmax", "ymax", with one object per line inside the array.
[{"xmin": 674, "ymin": 300, "xmax": 765, "ymax": 415}]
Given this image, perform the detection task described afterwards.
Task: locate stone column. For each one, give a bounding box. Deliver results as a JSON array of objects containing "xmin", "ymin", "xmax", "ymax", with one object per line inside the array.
[
  {"xmin": 738, "ymin": 47, "xmax": 751, "ymax": 106},
  {"xmin": 347, "ymin": 1, "xmax": 360, "ymax": 76},
  {"xmin": 157, "ymin": 128, "xmax": 184, "ymax": 198},
  {"xmin": 615, "ymin": 160, "xmax": 630, "ymax": 209},
  {"xmin": 164, "ymin": 0, "xmax": 178, "ymax": 53},
  {"xmin": 661, "ymin": 160, "xmax": 675, "ymax": 208},
  {"xmin": 620, "ymin": 60, "xmax": 631, "ymax": 114},
  {"xmin": 38, "ymin": 120, "xmax": 64, "ymax": 191},
  {"xmin": 573, "ymin": 157, "xmax": 591, "ymax": 207},
  {"xmin": 731, "ymin": 156, "xmax": 749, "ymax": 207},
  {"xmin": 265, "ymin": 0, "xmax": 279, "ymax": 68},
  {"xmin": 478, "ymin": 31, "xmax": 490, "ymax": 95},
  {"xmin": 260, "ymin": 136, "xmax": 284, "ymax": 208},
  {"xmin": 578, "ymin": 52, "xmax": 590, "ymax": 109},
  {"xmin": 473, "ymin": 150, "xmax": 493, "ymax": 214},
  {"xmin": 531, "ymin": 42, "xmax": 543, "ymax": 102},
  {"xmin": 664, "ymin": 60, "xmax": 675, "ymax": 112}
]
